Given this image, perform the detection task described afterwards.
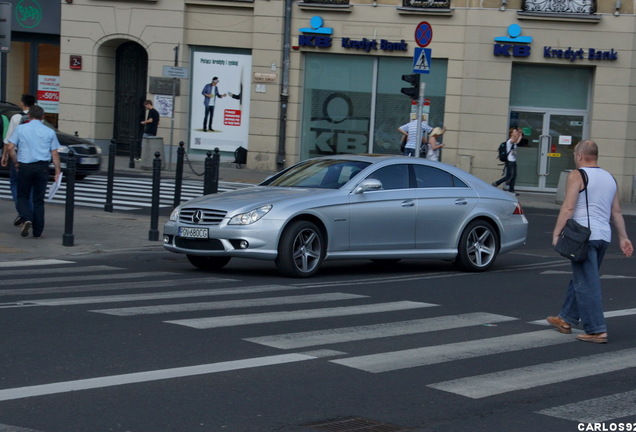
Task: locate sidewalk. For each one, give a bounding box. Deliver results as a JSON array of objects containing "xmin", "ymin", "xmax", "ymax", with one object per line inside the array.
[{"xmin": 1, "ymin": 156, "xmax": 634, "ymax": 263}]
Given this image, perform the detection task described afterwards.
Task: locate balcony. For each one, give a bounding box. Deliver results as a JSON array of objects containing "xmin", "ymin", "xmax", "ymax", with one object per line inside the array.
[
  {"xmin": 403, "ymin": 0, "xmax": 451, "ymax": 8},
  {"xmin": 398, "ymin": 0, "xmax": 452, "ymax": 15},
  {"xmin": 300, "ymin": 0, "xmax": 349, "ymax": 4},
  {"xmin": 520, "ymin": 0, "xmax": 599, "ymax": 21}
]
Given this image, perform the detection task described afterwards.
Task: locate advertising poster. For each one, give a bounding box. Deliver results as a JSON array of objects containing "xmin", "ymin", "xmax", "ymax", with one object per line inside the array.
[
  {"xmin": 37, "ymin": 75, "xmax": 59, "ymax": 114},
  {"xmin": 190, "ymin": 51, "xmax": 251, "ymax": 152}
]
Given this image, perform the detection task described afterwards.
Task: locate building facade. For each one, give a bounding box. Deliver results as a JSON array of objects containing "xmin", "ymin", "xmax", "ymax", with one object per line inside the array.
[{"xmin": 1, "ymin": 0, "xmax": 635, "ymax": 201}]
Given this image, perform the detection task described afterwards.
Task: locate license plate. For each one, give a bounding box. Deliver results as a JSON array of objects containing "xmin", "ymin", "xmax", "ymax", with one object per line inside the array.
[
  {"xmin": 178, "ymin": 227, "xmax": 209, "ymax": 239},
  {"xmin": 79, "ymin": 157, "xmax": 99, "ymax": 165}
]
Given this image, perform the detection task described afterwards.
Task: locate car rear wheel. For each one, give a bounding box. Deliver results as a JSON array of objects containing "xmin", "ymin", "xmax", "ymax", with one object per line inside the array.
[
  {"xmin": 275, "ymin": 221, "xmax": 324, "ymax": 278},
  {"xmin": 187, "ymin": 255, "xmax": 231, "ymax": 271},
  {"xmin": 455, "ymin": 220, "xmax": 499, "ymax": 272}
]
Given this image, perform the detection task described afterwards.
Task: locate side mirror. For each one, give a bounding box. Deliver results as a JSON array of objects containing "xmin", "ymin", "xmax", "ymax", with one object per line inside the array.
[{"xmin": 353, "ymin": 178, "xmax": 383, "ymax": 194}]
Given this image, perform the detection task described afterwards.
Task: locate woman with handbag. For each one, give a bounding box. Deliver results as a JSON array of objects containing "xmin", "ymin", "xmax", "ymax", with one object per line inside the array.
[{"xmin": 547, "ymin": 140, "xmax": 633, "ymax": 343}]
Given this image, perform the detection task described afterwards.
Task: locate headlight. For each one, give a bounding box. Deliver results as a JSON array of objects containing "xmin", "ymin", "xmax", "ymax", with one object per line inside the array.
[
  {"xmin": 228, "ymin": 204, "xmax": 272, "ymax": 225},
  {"xmin": 57, "ymin": 145, "xmax": 70, "ymax": 154},
  {"xmin": 169, "ymin": 207, "xmax": 180, "ymax": 221}
]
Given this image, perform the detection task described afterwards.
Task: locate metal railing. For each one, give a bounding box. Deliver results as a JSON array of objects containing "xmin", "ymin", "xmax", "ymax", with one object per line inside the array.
[
  {"xmin": 521, "ymin": 0, "xmax": 596, "ymax": 14},
  {"xmin": 301, "ymin": 0, "xmax": 349, "ymax": 4},
  {"xmin": 402, "ymin": 0, "xmax": 451, "ymax": 8}
]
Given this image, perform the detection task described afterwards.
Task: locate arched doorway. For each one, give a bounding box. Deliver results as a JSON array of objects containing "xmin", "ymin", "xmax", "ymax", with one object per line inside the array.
[{"xmin": 113, "ymin": 42, "xmax": 148, "ymax": 155}]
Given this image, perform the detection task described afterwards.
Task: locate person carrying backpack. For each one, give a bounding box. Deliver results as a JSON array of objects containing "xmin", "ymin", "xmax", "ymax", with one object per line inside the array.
[
  {"xmin": 1, "ymin": 94, "xmax": 36, "ymax": 226},
  {"xmin": 492, "ymin": 127, "xmax": 522, "ymax": 195}
]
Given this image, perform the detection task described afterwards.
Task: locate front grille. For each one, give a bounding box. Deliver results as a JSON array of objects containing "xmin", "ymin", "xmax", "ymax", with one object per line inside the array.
[
  {"xmin": 175, "ymin": 238, "xmax": 224, "ymax": 250},
  {"xmin": 69, "ymin": 144, "xmax": 98, "ymax": 155},
  {"xmin": 179, "ymin": 208, "xmax": 227, "ymax": 225}
]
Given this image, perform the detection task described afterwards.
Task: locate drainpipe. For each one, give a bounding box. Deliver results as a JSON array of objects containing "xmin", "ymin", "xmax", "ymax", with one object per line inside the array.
[{"xmin": 277, "ymin": 0, "xmax": 292, "ymax": 171}]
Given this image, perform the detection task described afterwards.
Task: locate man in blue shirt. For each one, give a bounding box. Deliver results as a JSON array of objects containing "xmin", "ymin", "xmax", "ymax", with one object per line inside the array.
[
  {"xmin": 6, "ymin": 105, "xmax": 61, "ymax": 238},
  {"xmin": 201, "ymin": 76, "xmax": 226, "ymax": 132}
]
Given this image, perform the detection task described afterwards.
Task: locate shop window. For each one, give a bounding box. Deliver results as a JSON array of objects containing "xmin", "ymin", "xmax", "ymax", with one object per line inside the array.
[
  {"xmin": 300, "ymin": 53, "xmax": 447, "ymax": 160},
  {"xmin": 4, "ymin": 39, "xmax": 60, "ymax": 128}
]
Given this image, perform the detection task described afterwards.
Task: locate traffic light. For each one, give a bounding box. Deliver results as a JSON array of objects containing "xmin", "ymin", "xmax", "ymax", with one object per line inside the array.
[{"xmin": 401, "ymin": 74, "xmax": 420, "ymax": 100}]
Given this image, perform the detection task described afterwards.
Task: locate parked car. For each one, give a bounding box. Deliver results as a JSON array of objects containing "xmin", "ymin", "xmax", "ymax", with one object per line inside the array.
[
  {"xmin": 163, "ymin": 155, "xmax": 528, "ymax": 277},
  {"xmin": 0, "ymin": 101, "xmax": 102, "ymax": 180}
]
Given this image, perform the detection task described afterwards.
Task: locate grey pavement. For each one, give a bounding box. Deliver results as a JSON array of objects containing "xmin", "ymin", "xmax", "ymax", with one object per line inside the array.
[{"xmin": 1, "ymin": 156, "xmax": 634, "ymax": 263}]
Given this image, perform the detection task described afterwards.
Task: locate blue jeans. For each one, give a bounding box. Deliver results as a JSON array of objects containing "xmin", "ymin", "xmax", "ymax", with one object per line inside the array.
[
  {"xmin": 17, "ymin": 161, "xmax": 50, "ymax": 237},
  {"xmin": 403, "ymin": 148, "xmax": 415, "ymax": 157},
  {"xmin": 9, "ymin": 162, "xmax": 33, "ymax": 215},
  {"xmin": 559, "ymin": 240, "xmax": 609, "ymax": 334},
  {"xmin": 203, "ymin": 105, "xmax": 216, "ymax": 130}
]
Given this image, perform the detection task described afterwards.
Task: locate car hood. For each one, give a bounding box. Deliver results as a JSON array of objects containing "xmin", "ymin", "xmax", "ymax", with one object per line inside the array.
[
  {"xmin": 55, "ymin": 130, "xmax": 95, "ymax": 146},
  {"xmin": 181, "ymin": 186, "xmax": 338, "ymax": 212}
]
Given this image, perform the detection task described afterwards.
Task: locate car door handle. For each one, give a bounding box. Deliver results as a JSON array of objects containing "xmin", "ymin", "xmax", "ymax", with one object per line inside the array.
[
  {"xmin": 454, "ymin": 199, "xmax": 468, "ymax": 206},
  {"xmin": 402, "ymin": 200, "xmax": 415, "ymax": 207}
]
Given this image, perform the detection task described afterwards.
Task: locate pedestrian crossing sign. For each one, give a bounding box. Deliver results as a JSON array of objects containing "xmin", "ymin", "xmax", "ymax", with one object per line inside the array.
[{"xmin": 413, "ymin": 48, "xmax": 431, "ymax": 74}]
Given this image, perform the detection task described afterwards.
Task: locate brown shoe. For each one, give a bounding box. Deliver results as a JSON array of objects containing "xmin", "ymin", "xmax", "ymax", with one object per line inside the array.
[
  {"xmin": 576, "ymin": 333, "xmax": 608, "ymax": 344},
  {"xmin": 547, "ymin": 316, "xmax": 572, "ymax": 334}
]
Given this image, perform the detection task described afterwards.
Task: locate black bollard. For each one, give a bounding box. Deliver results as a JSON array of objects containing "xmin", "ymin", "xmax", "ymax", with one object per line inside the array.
[
  {"xmin": 105, "ymin": 139, "xmax": 116, "ymax": 212},
  {"xmin": 173, "ymin": 141, "xmax": 185, "ymax": 208},
  {"xmin": 148, "ymin": 151, "xmax": 161, "ymax": 241},
  {"xmin": 203, "ymin": 151, "xmax": 213, "ymax": 195},
  {"xmin": 210, "ymin": 147, "xmax": 220, "ymax": 194},
  {"xmin": 129, "ymin": 136, "xmax": 136, "ymax": 168},
  {"xmin": 63, "ymin": 151, "xmax": 76, "ymax": 247}
]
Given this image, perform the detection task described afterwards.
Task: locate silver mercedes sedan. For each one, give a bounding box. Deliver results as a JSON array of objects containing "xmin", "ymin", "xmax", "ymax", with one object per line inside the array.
[{"xmin": 163, "ymin": 155, "xmax": 528, "ymax": 277}]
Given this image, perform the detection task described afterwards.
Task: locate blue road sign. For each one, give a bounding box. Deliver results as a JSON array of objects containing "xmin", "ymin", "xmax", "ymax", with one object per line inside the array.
[
  {"xmin": 415, "ymin": 21, "xmax": 433, "ymax": 48},
  {"xmin": 413, "ymin": 48, "xmax": 431, "ymax": 74}
]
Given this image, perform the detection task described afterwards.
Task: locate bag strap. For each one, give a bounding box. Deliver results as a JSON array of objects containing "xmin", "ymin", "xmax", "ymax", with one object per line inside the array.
[{"xmin": 577, "ymin": 168, "xmax": 590, "ymax": 229}]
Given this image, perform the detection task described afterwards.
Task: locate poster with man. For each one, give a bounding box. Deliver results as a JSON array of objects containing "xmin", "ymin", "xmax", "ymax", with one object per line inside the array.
[{"xmin": 190, "ymin": 51, "xmax": 252, "ymax": 153}]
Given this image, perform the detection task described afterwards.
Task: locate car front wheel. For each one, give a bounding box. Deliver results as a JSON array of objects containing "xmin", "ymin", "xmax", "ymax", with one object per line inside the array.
[
  {"xmin": 275, "ymin": 221, "xmax": 325, "ymax": 278},
  {"xmin": 187, "ymin": 255, "xmax": 231, "ymax": 271},
  {"xmin": 455, "ymin": 220, "xmax": 499, "ymax": 272}
]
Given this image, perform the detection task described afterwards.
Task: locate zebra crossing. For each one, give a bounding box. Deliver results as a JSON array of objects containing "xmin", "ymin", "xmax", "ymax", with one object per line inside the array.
[
  {"xmin": 0, "ymin": 174, "xmax": 253, "ymax": 211},
  {"xmin": 2, "ymin": 259, "xmax": 636, "ymax": 426}
]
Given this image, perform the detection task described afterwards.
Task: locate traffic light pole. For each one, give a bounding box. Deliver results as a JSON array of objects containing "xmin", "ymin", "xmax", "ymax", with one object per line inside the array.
[{"xmin": 414, "ymin": 81, "xmax": 426, "ymax": 158}]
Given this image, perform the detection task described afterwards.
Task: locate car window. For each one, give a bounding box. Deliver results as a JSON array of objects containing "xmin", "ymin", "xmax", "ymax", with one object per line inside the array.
[
  {"xmin": 262, "ymin": 159, "xmax": 371, "ymax": 189},
  {"xmin": 413, "ymin": 165, "xmax": 468, "ymax": 188},
  {"xmin": 367, "ymin": 164, "xmax": 410, "ymax": 190}
]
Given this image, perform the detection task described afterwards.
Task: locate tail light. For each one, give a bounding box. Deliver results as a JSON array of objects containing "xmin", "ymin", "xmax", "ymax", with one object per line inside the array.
[{"xmin": 513, "ymin": 202, "xmax": 524, "ymax": 215}]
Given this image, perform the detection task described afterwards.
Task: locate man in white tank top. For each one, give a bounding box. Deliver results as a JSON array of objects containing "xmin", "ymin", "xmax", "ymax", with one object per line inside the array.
[{"xmin": 547, "ymin": 140, "xmax": 633, "ymax": 343}]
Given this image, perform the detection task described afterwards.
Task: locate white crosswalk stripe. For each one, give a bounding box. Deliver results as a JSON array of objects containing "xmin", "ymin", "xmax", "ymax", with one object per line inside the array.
[
  {"xmin": 92, "ymin": 293, "xmax": 367, "ymax": 315},
  {"xmin": 330, "ymin": 330, "xmax": 574, "ymax": 373},
  {"xmin": 165, "ymin": 301, "xmax": 438, "ymax": 329},
  {"xmin": 245, "ymin": 312, "xmax": 517, "ymax": 349},
  {"xmin": 428, "ymin": 348, "xmax": 636, "ymax": 399},
  {"xmin": 537, "ymin": 389, "xmax": 636, "ymax": 423},
  {"xmin": 0, "ymin": 175, "xmax": 253, "ymax": 211}
]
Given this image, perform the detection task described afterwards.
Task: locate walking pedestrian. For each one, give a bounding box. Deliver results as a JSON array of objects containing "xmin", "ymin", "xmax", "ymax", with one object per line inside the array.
[
  {"xmin": 547, "ymin": 139, "xmax": 633, "ymax": 343},
  {"xmin": 1, "ymin": 94, "xmax": 36, "ymax": 225},
  {"xmin": 426, "ymin": 126, "xmax": 446, "ymax": 161},
  {"xmin": 5, "ymin": 105, "xmax": 61, "ymax": 239},
  {"xmin": 492, "ymin": 127, "xmax": 522, "ymax": 195}
]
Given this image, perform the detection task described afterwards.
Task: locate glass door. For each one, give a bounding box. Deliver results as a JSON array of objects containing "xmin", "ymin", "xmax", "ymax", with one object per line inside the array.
[{"xmin": 510, "ymin": 110, "xmax": 586, "ymax": 190}]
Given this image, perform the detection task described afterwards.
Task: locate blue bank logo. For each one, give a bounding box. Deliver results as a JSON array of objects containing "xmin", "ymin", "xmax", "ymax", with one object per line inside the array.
[
  {"xmin": 298, "ymin": 16, "xmax": 333, "ymax": 48},
  {"xmin": 494, "ymin": 24, "xmax": 532, "ymax": 58}
]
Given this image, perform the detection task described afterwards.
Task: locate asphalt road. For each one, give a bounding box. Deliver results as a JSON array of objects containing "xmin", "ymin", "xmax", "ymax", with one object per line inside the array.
[{"xmin": 1, "ymin": 209, "xmax": 635, "ymax": 432}]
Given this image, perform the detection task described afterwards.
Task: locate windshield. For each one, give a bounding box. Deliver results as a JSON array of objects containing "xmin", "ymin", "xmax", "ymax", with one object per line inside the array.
[{"xmin": 262, "ymin": 159, "xmax": 371, "ymax": 189}]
